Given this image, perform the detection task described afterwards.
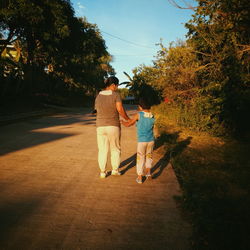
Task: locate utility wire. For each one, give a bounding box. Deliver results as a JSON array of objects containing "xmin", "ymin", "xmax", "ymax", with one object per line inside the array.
[
  {"xmin": 100, "ymin": 30, "xmax": 155, "ymax": 49},
  {"xmin": 113, "ymin": 54, "xmax": 153, "ymax": 57}
]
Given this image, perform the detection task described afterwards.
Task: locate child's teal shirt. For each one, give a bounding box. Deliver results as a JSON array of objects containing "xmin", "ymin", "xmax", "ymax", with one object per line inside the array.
[{"xmin": 136, "ymin": 111, "xmax": 155, "ymax": 142}]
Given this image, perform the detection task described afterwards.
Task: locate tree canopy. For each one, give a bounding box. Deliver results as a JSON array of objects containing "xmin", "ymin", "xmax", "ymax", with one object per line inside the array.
[
  {"xmin": 0, "ymin": 0, "xmax": 114, "ymax": 104},
  {"xmin": 128, "ymin": 0, "xmax": 250, "ymax": 136}
]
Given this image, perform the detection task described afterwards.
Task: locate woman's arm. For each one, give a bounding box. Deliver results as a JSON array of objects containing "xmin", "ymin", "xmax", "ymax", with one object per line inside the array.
[
  {"xmin": 121, "ymin": 113, "xmax": 139, "ymax": 127},
  {"xmin": 116, "ymin": 101, "xmax": 130, "ymax": 120}
]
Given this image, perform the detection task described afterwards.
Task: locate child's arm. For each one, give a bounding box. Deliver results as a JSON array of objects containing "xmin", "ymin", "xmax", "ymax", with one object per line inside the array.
[{"xmin": 121, "ymin": 113, "xmax": 139, "ymax": 127}]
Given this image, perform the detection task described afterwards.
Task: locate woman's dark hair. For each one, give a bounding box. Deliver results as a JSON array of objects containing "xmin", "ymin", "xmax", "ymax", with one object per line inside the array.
[
  {"xmin": 105, "ymin": 76, "xmax": 119, "ymax": 87},
  {"xmin": 138, "ymin": 97, "xmax": 151, "ymax": 109}
]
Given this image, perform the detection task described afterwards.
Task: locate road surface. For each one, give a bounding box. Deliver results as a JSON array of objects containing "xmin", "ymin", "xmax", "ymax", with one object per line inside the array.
[{"xmin": 0, "ymin": 106, "xmax": 191, "ymax": 249}]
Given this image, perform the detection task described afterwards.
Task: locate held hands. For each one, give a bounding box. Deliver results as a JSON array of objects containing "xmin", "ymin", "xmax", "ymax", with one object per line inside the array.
[
  {"xmin": 120, "ymin": 118, "xmax": 131, "ymax": 127},
  {"xmin": 121, "ymin": 114, "xmax": 138, "ymax": 127}
]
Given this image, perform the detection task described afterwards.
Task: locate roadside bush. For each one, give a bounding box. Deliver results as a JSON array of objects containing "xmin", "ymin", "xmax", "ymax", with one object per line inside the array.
[{"xmin": 152, "ymin": 99, "xmax": 226, "ymax": 136}]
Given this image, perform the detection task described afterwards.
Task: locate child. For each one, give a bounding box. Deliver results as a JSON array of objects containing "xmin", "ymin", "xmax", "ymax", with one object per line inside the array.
[{"xmin": 121, "ymin": 97, "xmax": 155, "ymax": 184}]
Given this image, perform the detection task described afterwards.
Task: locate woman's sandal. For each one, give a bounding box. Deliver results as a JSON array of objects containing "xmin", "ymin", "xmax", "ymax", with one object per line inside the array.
[
  {"xmin": 136, "ymin": 177, "xmax": 143, "ymax": 184},
  {"xmin": 146, "ymin": 174, "xmax": 152, "ymax": 180}
]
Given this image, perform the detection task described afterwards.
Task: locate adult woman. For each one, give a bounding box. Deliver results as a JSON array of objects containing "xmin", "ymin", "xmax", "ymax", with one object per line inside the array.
[{"xmin": 95, "ymin": 76, "xmax": 130, "ymax": 178}]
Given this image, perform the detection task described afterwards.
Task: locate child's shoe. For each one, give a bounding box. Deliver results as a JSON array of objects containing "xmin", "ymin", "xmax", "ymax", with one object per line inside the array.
[{"xmin": 145, "ymin": 169, "xmax": 152, "ymax": 180}]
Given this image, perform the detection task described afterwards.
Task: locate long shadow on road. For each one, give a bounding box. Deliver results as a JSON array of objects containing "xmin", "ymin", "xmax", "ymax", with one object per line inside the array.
[
  {"xmin": 0, "ymin": 195, "xmax": 46, "ymax": 247},
  {"xmin": 0, "ymin": 131, "xmax": 78, "ymax": 156},
  {"xmin": 117, "ymin": 132, "xmax": 192, "ymax": 179},
  {"xmin": 0, "ymin": 110, "xmax": 95, "ymax": 156},
  {"xmin": 152, "ymin": 132, "xmax": 192, "ymax": 179},
  {"xmin": 119, "ymin": 153, "xmax": 137, "ymax": 175}
]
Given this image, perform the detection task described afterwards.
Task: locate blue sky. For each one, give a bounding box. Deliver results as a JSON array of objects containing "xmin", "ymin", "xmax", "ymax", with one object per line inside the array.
[{"xmin": 71, "ymin": 0, "xmax": 195, "ymax": 84}]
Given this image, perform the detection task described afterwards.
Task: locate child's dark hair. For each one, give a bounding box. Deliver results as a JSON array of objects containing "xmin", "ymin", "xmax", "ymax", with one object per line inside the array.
[
  {"xmin": 138, "ymin": 97, "xmax": 151, "ymax": 109},
  {"xmin": 104, "ymin": 76, "xmax": 119, "ymax": 87}
]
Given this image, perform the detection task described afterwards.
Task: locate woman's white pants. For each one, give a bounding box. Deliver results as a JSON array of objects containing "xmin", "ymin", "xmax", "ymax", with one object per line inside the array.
[{"xmin": 97, "ymin": 126, "xmax": 121, "ymax": 172}]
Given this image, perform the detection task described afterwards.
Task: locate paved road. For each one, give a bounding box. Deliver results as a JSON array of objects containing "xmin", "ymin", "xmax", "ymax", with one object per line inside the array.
[{"xmin": 0, "ymin": 106, "xmax": 191, "ymax": 250}]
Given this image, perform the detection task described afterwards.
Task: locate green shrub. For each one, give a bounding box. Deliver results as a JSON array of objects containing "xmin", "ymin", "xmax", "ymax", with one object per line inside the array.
[{"xmin": 153, "ymin": 99, "xmax": 226, "ymax": 136}]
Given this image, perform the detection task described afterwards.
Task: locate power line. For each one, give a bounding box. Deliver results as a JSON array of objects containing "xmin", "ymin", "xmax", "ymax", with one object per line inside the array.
[
  {"xmin": 100, "ymin": 30, "xmax": 155, "ymax": 49},
  {"xmin": 113, "ymin": 54, "xmax": 153, "ymax": 57}
]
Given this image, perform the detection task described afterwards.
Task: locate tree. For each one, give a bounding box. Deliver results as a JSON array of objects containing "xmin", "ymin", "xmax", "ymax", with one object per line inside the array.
[
  {"xmin": 125, "ymin": 66, "xmax": 162, "ymax": 106},
  {"xmin": 0, "ymin": 0, "xmax": 113, "ymax": 100},
  {"xmin": 127, "ymin": 0, "xmax": 250, "ymax": 135},
  {"xmin": 152, "ymin": 40, "xmax": 202, "ymax": 101},
  {"xmin": 185, "ymin": 0, "xmax": 250, "ymax": 134}
]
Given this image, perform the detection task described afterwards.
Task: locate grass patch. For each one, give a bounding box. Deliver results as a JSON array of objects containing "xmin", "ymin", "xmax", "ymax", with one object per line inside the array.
[{"xmin": 153, "ymin": 106, "xmax": 250, "ymax": 250}]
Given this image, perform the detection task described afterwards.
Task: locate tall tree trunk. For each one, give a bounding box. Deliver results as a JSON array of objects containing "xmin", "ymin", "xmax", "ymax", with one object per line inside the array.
[{"xmin": 24, "ymin": 32, "xmax": 36, "ymax": 95}]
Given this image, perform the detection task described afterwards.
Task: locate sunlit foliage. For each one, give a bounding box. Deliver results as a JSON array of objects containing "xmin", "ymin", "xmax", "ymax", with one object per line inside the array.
[{"xmin": 130, "ymin": 0, "xmax": 250, "ymax": 136}]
